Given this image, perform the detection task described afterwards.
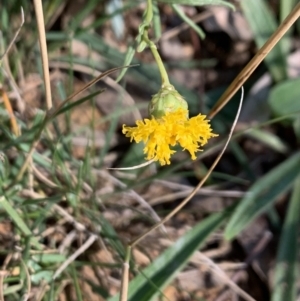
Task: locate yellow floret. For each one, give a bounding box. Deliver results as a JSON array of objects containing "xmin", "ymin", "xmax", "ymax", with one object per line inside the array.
[{"xmin": 122, "ymin": 108, "xmax": 218, "ymax": 165}]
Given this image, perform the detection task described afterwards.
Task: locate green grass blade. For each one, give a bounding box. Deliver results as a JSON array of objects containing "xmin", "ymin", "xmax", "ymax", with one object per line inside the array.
[
  {"xmin": 152, "ymin": 2, "xmax": 162, "ymax": 40},
  {"xmin": 245, "ymin": 128, "xmax": 289, "ymax": 154},
  {"xmin": 116, "ymin": 45, "xmax": 136, "ymax": 82},
  {"xmin": 157, "ymin": 0, "xmax": 235, "ymax": 10},
  {"xmin": 271, "ymin": 176, "xmax": 300, "ymax": 301},
  {"xmin": 0, "ymin": 195, "xmax": 42, "ymax": 248},
  {"xmin": 172, "ymin": 4, "xmax": 205, "ymax": 39},
  {"xmin": 225, "ymin": 152, "xmax": 300, "ymax": 240},
  {"xmin": 71, "ymin": 264, "xmax": 83, "ymax": 301},
  {"xmin": 0, "ymin": 196, "xmax": 32, "ymax": 237},
  {"xmin": 241, "ymin": 0, "xmax": 287, "ymax": 82},
  {"xmin": 280, "ymin": 0, "xmax": 297, "ymax": 22},
  {"xmin": 108, "ymin": 206, "xmax": 234, "ymax": 301},
  {"xmin": 279, "ymin": 0, "xmax": 296, "ymax": 55}
]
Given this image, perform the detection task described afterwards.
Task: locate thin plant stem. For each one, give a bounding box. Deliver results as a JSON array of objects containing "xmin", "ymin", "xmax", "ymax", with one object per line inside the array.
[
  {"xmin": 33, "ymin": 0, "xmax": 53, "ymax": 110},
  {"xmin": 142, "ymin": 0, "xmax": 170, "ymax": 86},
  {"xmin": 119, "ymin": 246, "xmax": 131, "ymax": 301},
  {"xmin": 52, "ymin": 234, "xmax": 97, "ymax": 280},
  {"xmin": 208, "ymin": 2, "xmax": 300, "ymax": 119},
  {"xmin": 145, "ymin": 36, "xmax": 170, "ymax": 86}
]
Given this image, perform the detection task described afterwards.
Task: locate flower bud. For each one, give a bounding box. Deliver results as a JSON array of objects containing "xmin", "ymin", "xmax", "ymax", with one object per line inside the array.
[{"xmin": 148, "ymin": 84, "xmax": 188, "ymax": 118}]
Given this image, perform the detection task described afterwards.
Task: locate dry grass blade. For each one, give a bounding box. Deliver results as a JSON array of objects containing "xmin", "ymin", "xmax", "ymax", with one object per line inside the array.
[
  {"xmin": 107, "ymin": 159, "xmax": 155, "ymax": 170},
  {"xmin": 48, "ymin": 65, "xmax": 136, "ymax": 118},
  {"xmin": 195, "ymin": 252, "xmax": 256, "ymax": 301},
  {"xmin": 11, "ymin": 0, "xmax": 53, "ymax": 195},
  {"xmin": 119, "ymin": 247, "xmax": 131, "ymax": 301},
  {"xmin": 1, "ymin": 89, "xmax": 19, "ymax": 136},
  {"xmin": 12, "ymin": 139, "xmax": 41, "ymax": 186},
  {"xmin": 208, "ymin": 2, "xmax": 300, "ymax": 119},
  {"xmin": 33, "ymin": 0, "xmax": 52, "ymax": 110},
  {"xmin": 96, "ymin": 169, "xmax": 165, "ymax": 230},
  {"xmin": 52, "ymin": 234, "xmax": 98, "ymax": 280},
  {"xmin": 49, "ymin": 61, "xmax": 142, "ymax": 120}
]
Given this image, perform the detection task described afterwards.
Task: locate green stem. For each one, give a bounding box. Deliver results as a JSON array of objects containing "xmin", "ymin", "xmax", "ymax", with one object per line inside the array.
[
  {"xmin": 143, "ymin": 0, "xmax": 170, "ymax": 86},
  {"xmin": 144, "ymin": 35, "xmax": 170, "ymax": 86}
]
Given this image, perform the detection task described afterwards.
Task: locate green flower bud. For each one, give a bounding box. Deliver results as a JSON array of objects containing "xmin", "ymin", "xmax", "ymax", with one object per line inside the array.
[{"xmin": 148, "ymin": 84, "xmax": 188, "ymax": 118}]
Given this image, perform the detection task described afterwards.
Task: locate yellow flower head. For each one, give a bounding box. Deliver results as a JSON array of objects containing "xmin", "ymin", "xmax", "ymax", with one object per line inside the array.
[{"xmin": 123, "ymin": 85, "xmax": 218, "ymax": 165}]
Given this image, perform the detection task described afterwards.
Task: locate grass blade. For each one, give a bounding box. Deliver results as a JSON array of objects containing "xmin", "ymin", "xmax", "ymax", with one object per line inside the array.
[
  {"xmin": 0, "ymin": 195, "xmax": 42, "ymax": 249},
  {"xmin": 172, "ymin": 4, "xmax": 205, "ymax": 39},
  {"xmin": 280, "ymin": 0, "xmax": 297, "ymax": 54},
  {"xmin": 271, "ymin": 176, "xmax": 300, "ymax": 301},
  {"xmin": 157, "ymin": 0, "xmax": 235, "ymax": 10},
  {"xmin": 245, "ymin": 128, "xmax": 289, "ymax": 154},
  {"xmin": 116, "ymin": 45, "xmax": 136, "ymax": 82},
  {"xmin": 225, "ymin": 151, "xmax": 300, "ymax": 240},
  {"xmin": 0, "ymin": 196, "xmax": 32, "ymax": 237},
  {"xmin": 241, "ymin": 0, "xmax": 287, "ymax": 82},
  {"xmin": 152, "ymin": 2, "xmax": 162, "ymax": 40}
]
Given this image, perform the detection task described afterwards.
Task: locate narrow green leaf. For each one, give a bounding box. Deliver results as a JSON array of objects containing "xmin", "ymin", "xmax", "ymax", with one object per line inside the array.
[
  {"xmin": 153, "ymin": 2, "xmax": 162, "ymax": 40},
  {"xmin": 3, "ymin": 283, "xmax": 23, "ymax": 295},
  {"xmin": 116, "ymin": 45, "xmax": 136, "ymax": 82},
  {"xmin": 31, "ymin": 270, "xmax": 54, "ymax": 285},
  {"xmin": 0, "ymin": 196, "xmax": 32, "ymax": 237},
  {"xmin": 157, "ymin": 0, "xmax": 235, "ymax": 10},
  {"xmin": 0, "ymin": 196, "xmax": 43, "ymax": 250},
  {"xmin": 32, "ymin": 254, "xmax": 66, "ymax": 265},
  {"xmin": 241, "ymin": 0, "xmax": 287, "ymax": 82},
  {"xmin": 279, "ymin": 0, "xmax": 296, "ymax": 56},
  {"xmin": 246, "ymin": 128, "xmax": 289, "ymax": 154},
  {"xmin": 108, "ymin": 206, "xmax": 233, "ymax": 301},
  {"xmin": 71, "ymin": 264, "xmax": 84, "ymax": 301},
  {"xmin": 172, "ymin": 4, "xmax": 205, "ymax": 39},
  {"xmin": 268, "ymin": 78, "xmax": 300, "ymax": 119},
  {"xmin": 225, "ymin": 152, "xmax": 300, "ymax": 240},
  {"xmin": 280, "ymin": 0, "xmax": 297, "ymax": 22},
  {"xmin": 271, "ymin": 176, "xmax": 300, "ymax": 301}
]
